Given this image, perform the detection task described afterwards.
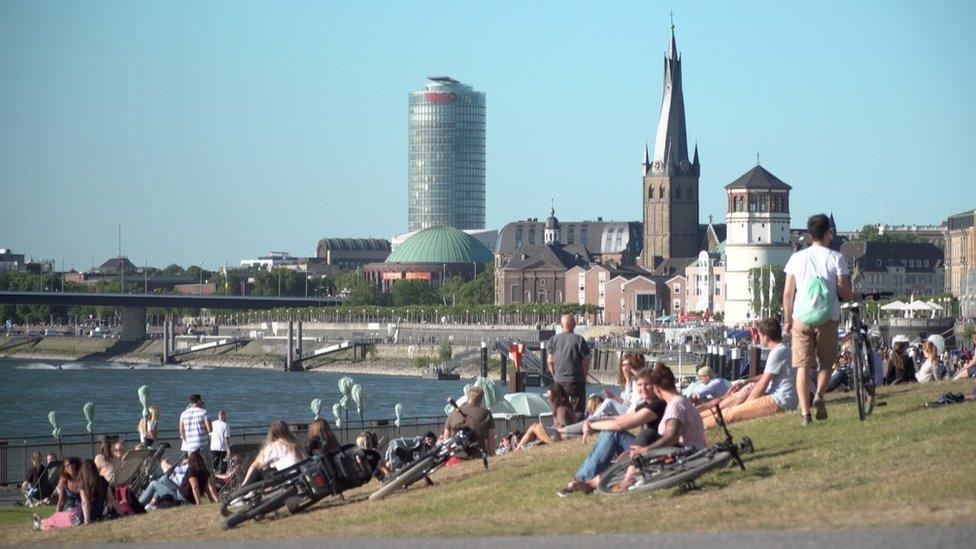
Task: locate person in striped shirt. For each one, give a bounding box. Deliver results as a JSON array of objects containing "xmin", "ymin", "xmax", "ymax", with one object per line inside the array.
[{"xmin": 179, "ymin": 394, "xmax": 212, "ymax": 456}]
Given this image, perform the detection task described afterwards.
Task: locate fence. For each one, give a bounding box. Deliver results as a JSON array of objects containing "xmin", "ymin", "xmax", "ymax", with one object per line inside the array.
[{"xmin": 0, "ymin": 414, "xmax": 535, "ymax": 486}]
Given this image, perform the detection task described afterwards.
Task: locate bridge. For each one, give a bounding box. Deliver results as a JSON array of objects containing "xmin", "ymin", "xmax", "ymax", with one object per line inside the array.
[{"xmin": 0, "ymin": 291, "xmax": 343, "ymax": 340}]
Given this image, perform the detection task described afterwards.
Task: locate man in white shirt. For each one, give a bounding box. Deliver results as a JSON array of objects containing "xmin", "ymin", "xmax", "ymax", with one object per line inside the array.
[
  {"xmin": 179, "ymin": 394, "xmax": 212, "ymax": 464},
  {"xmin": 782, "ymin": 214, "xmax": 855, "ymax": 426},
  {"xmin": 209, "ymin": 410, "xmax": 230, "ymax": 473}
]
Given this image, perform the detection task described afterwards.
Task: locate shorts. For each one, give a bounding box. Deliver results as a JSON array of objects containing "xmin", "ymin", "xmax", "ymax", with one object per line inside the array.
[{"xmin": 791, "ymin": 319, "xmax": 840, "ymax": 371}]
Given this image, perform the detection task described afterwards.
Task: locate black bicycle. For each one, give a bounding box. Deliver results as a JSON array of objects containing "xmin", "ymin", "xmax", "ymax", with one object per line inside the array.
[
  {"xmin": 596, "ymin": 405, "xmax": 753, "ymax": 495},
  {"xmin": 220, "ymin": 445, "xmax": 380, "ymax": 530},
  {"xmin": 843, "ymin": 292, "xmax": 889, "ymax": 421},
  {"xmin": 369, "ymin": 398, "xmax": 487, "ymax": 502}
]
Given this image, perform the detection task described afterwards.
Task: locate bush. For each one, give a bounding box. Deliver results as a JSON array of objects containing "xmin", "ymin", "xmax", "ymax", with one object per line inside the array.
[
  {"xmin": 438, "ymin": 341, "xmax": 453, "ymax": 361},
  {"xmin": 413, "ymin": 356, "xmax": 429, "ymax": 369}
]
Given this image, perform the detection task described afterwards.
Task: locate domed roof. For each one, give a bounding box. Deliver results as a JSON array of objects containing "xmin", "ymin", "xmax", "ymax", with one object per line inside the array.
[{"xmin": 386, "ymin": 226, "xmax": 494, "ymax": 264}]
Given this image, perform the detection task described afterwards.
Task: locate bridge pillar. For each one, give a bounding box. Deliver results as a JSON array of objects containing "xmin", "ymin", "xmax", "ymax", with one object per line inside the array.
[
  {"xmin": 119, "ymin": 306, "xmax": 147, "ymax": 341},
  {"xmin": 286, "ymin": 319, "xmax": 294, "ymax": 371}
]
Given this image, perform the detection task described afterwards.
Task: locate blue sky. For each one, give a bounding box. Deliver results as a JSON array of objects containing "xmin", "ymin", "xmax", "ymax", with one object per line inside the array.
[{"xmin": 2, "ymin": 0, "xmax": 974, "ymax": 270}]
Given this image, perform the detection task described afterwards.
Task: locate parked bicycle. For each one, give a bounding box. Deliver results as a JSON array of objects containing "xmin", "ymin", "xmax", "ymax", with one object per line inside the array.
[
  {"xmin": 844, "ymin": 291, "xmax": 890, "ymax": 421},
  {"xmin": 369, "ymin": 398, "xmax": 488, "ymax": 502},
  {"xmin": 596, "ymin": 405, "xmax": 753, "ymax": 495},
  {"xmin": 220, "ymin": 445, "xmax": 380, "ymax": 529}
]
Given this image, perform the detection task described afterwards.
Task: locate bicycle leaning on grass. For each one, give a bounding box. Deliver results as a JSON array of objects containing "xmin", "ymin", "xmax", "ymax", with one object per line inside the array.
[
  {"xmin": 843, "ymin": 291, "xmax": 890, "ymax": 421},
  {"xmin": 596, "ymin": 405, "xmax": 753, "ymax": 495}
]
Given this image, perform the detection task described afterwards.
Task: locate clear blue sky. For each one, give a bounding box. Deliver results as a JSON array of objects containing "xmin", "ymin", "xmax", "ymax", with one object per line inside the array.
[{"xmin": 2, "ymin": 0, "xmax": 974, "ymax": 270}]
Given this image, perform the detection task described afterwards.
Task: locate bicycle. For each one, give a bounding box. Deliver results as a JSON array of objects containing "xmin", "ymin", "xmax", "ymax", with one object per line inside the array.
[
  {"xmin": 843, "ymin": 291, "xmax": 889, "ymax": 421},
  {"xmin": 220, "ymin": 445, "xmax": 380, "ymax": 530},
  {"xmin": 596, "ymin": 405, "xmax": 753, "ymax": 495},
  {"xmin": 369, "ymin": 398, "xmax": 488, "ymax": 502}
]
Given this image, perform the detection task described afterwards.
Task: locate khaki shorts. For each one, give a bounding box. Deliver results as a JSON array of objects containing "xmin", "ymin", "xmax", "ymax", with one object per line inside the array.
[{"xmin": 791, "ymin": 318, "xmax": 839, "ymax": 371}]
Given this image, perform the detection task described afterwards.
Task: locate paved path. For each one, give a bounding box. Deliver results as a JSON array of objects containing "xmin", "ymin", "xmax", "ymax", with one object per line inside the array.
[{"xmin": 54, "ymin": 525, "xmax": 971, "ymax": 549}]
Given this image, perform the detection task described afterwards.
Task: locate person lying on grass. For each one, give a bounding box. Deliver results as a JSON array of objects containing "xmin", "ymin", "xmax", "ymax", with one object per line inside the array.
[
  {"xmin": 700, "ymin": 318, "xmax": 797, "ymax": 429},
  {"xmin": 557, "ymin": 365, "xmax": 667, "ymax": 496}
]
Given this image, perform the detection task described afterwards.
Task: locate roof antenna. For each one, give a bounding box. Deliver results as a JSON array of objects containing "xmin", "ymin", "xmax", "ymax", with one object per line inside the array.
[
  {"xmin": 756, "ymin": 151, "xmax": 760, "ymax": 166},
  {"xmin": 670, "ymin": 9, "xmax": 674, "ymax": 30}
]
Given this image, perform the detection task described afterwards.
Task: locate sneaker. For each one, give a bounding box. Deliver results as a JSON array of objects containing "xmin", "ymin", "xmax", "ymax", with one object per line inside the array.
[
  {"xmin": 812, "ymin": 393, "xmax": 828, "ymax": 420},
  {"xmin": 800, "ymin": 413, "xmax": 813, "ymax": 427},
  {"xmin": 144, "ymin": 503, "xmax": 157, "ymax": 512},
  {"xmin": 556, "ymin": 487, "xmax": 576, "ymax": 498},
  {"xmin": 32, "ymin": 513, "xmax": 41, "ymax": 531}
]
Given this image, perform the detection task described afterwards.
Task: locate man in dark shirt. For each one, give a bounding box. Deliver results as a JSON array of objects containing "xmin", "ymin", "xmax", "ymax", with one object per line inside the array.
[
  {"xmin": 546, "ymin": 314, "xmax": 591, "ymax": 417},
  {"xmin": 443, "ymin": 387, "xmax": 495, "ymax": 457}
]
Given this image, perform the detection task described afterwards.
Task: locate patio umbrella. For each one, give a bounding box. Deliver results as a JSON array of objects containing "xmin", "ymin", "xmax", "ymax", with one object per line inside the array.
[
  {"xmin": 880, "ymin": 301, "xmax": 908, "ymax": 311},
  {"xmin": 504, "ymin": 392, "xmax": 553, "ymax": 417}
]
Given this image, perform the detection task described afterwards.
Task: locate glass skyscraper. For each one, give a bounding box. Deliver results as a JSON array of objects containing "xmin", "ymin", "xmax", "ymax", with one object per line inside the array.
[{"xmin": 408, "ymin": 76, "xmax": 485, "ymax": 232}]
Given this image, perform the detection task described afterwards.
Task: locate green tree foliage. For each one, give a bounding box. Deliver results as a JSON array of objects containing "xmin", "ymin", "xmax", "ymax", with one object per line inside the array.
[
  {"xmin": 440, "ymin": 276, "xmax": 466, "ymax": 306},
  {"xmin": 457, "ymin": 265, "xmax": 494, "ymax": 305},
  {"xmin": 438, "ymin": 341, "xmax": 453, "ymax": 361},
  {"xmin": 853, "ymin": 224, "xmax": 924, "ymax": 244},
  {"xmin": 749, "ymin": 266, "xmax": 785, "ymax": 318},
  {"xmin": 391, "ymin": 280, "xmax": 440, "ymax": 307}
]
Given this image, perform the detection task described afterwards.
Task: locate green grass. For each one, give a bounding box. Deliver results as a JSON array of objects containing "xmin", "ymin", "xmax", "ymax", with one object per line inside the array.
[
  {"xmin": 3, "ymin": 381, "xmax": 975, "ymax": 544},
  {"xmin": 0, "ymin": 506, "xmax": 52, "ymax": 527}
]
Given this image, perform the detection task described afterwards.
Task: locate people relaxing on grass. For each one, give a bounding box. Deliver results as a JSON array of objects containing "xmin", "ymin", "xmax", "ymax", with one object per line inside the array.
[
  {"xmin": 93, "ymin": 436, "xmax": 123, "ymax": 483},
  {"xmin": 139, "ymin": 451, "xmax": 217, "ymax": 510},
  {"xmin": 515, "ymin": 384, "xmax": 576, "ymax": 450},
  {"xmin": 884, "ymin": 341, "xmax": 916, "ymax": 385},
  {"xmin": 241, "ymin": 420, "xmax": 306, "ymax": 486},
  {"xmin": 688, "ymin": 366, "xmax": 731, "ymax": 405},
  {"xmin": 22, "ymin": 451, "xmax": 43, "ymax": 496},
  {"xmin": 916, "ymin": 340, "xmax": 941, "ymax": 383},
  {"xmin": 557, "ymin": 364, "xmax": 668, "ymax": 496},
  {"xmin": 701, "ymin": 318, "xmax": 797, "ymax": 429},
  {"xmin": 34, "ymin": 457, "xmax": 113, "ymax": 530},
  {"xmin": 599, "ymin": 353, "xmax": 646, "ymax": 415},
  {"xmin": 952, "ymin": 345, "xmax": 976, "ymax": 381},
  {"xmin": 695, "ymin": 379, "xmax": 757, "ymax": 413},
  {"xmin": 307, "ymin": 418, "xmax": 342, "ymax": 455}
]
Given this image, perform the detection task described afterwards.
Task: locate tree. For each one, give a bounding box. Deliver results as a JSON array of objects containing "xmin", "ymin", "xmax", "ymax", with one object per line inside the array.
[
  {"xmin": 457, "ymin": 264, "xmax": 494, "ymax": 305},
  {"xmin": 390, "ymin": 280, "xmax": 440, "ymax": 307},
  {"xmin": 853, "ymin": 224, "xmax": 924, "ymax": 244},
  {"xmin": 440, "ymin": 276, "xmax": 465, "ymax": 306}
]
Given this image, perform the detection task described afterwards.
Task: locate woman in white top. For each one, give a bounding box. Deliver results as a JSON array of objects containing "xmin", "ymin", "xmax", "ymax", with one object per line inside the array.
[
  {"xmin": 241, "ymin": 420, "xmax": 306, "ymax": 485},
  {"xmin": 916, "ymin": 341, "xmax": 941, "ymax": 383},
  {"xmin": 598, "ymin": 353, "xmax": 646, "ymax": 416},
  {"xmin": 138, "ymin": 406, "xmax": 159, "ymax": 447}
]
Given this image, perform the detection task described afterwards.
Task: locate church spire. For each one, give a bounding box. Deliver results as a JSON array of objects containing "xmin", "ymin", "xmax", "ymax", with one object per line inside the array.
[
  {"xmin": 651, "ymin": 14, "xmax": 691, "ymax": 175},
  {"xmin": 642, "ymin": 142, "xmax": 651, "ymax": 175}
]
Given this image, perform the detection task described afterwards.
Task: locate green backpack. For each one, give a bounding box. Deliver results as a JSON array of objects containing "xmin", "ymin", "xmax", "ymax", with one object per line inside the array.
[{"xmin": 795, "ymin": 254, "xmax": 832, "ymax": 326}]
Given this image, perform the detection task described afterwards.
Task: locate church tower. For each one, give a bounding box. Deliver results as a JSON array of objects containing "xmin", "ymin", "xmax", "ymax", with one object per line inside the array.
[{"xmin": 642, "ymin": 19, "xmax": 700, "ymax": 269}]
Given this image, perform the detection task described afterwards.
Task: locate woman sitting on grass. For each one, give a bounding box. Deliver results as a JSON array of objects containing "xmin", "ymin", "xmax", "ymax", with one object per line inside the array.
[
  {"xmin": 241, "ymin": 420, "xmax": 306, "ymax": 485},
  {"xmin": 515, "ymin": 384, "xmax": 576, "ymax": 450},
  {"xmin": 557, "ymin": 365, "xmax": 667, "ymax": 496},
  {"xmin": 916, "ymin": 341, "xmax": 941, "ymax": 383},
  {"xmin": 307, "ymin": 418, "xmax": 342, "ymax": 456},
  {"xmin": 33, "ymin": 457, "xmax": 82, "ymax": 530},
  {"xmin": 884, "ymin": 341, "xmax": 916, "ymax": 385},
  {"xmin": 178, "ymin": 450, "xmax": 218, "ymax": 506}
]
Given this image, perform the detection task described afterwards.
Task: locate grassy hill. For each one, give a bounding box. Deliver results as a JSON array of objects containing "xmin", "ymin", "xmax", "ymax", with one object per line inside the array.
[{"xmin": 3, "ymin": 380, "xmax": 975, "ymax": 545}]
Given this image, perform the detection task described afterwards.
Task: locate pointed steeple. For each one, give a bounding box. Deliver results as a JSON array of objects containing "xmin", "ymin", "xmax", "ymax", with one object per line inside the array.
[
  {"xmin": 651, "ymin": 15, "xmax": 691, "ymax": 175},
  {"xmin": 692, "ymin": 141, "xmax": 700, "ymax": 167},
  {"xmin": 642, "ymin": 143, "xmax": 651, "ymax": 176}
]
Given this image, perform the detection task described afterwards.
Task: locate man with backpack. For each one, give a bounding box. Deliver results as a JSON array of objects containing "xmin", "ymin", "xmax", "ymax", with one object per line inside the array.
[{"xmin": 782, "ymin": 214, "xmax": 855, "ymax": 426}]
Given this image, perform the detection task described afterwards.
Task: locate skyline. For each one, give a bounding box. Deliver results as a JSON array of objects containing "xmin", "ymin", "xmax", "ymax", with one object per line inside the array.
[{"xmin": 2, "ymin": 1, "xmax": 975, "ymax": 270}]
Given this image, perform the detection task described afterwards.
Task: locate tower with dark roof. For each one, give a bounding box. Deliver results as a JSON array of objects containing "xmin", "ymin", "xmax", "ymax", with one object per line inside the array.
[
  {"xmin": 723, "ymin": 162, "xmax": 793, "ymax": 323},
  {"xmin": 642, "ymin": 19, "xmax": 700, "ymax": 269}
]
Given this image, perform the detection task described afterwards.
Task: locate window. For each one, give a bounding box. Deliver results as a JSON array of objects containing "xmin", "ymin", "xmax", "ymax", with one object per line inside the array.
[
  {"xmin": 876, "ymin": 259, "xmax": 882, "ymax": 267},
  {"xmin": 673, "ymin": 284, "xmax": 681, "ymax": 294},
  {"xmin": 636, "ymin": 294, "xmax": 657, "ymax": 311},
  {"xmin": 510, "ymin": 285, "xmax": 518, "ymax": 302},
  {"xmin": 715, "ymin": 286, "xmax": 721, "ymax": 295}
]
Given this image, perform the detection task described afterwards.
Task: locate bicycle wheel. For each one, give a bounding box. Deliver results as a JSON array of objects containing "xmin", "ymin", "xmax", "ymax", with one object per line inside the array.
[
  {"xmin": 368, "ymin": 456, "xmax": 435, "ymax": 501},
  {"xmin": 857, "ymin": 337, "xmax": 876, "ymax": 418},
  {"xmin": 221, "ymin": 484, "xmax": 297, "ymax": 530},
  {"xmin": 850, "ymin": 337, "xmax": 871, "ymax": 421},
  {"xmin": 596, "ymin": 447, "xmax": 682, "ymax": 495},
  {"xmin": 219, "ymin": 477, "xmax": 283, "ymax": 517},
  {"xmin": 627, "ymin": 450, "xmax": 735, "ymax": 493}
]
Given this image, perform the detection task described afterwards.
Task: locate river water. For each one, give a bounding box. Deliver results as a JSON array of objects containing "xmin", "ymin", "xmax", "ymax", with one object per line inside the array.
[{"xmin": 0, "ymin": 358, "xmax": 539, "ymax": 439}]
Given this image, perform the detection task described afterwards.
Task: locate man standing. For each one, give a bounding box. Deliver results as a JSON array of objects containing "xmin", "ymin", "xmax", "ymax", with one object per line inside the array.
[
  {"xmin": 782, "ymin": 214, "xmax": 854, "ymax": 426},
  {"xmin": 209, "ymin": 410, "xmax": 230, "ymax": 473},
  {"xmin": 547, "ymin": 313, "xmax": 590, "ymax": 417},
  {"xmin": 179, "ymin": 394, "xmax": 212, "ymax": 463},
  {"xmin": 443, "ymin": 387, "xmax": 495, "ymax": 457}
]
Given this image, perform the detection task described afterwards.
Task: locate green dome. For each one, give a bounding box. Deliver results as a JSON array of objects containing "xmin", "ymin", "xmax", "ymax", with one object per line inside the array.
[{"xmin": 386, "ymin": 226, "xmax": 494, "ymax": 264}]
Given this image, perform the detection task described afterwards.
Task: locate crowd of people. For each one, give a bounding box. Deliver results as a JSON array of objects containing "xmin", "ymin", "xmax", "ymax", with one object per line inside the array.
[{"xmin": 20, "ymin": 213, "xmax": 975, "ymax": 531}]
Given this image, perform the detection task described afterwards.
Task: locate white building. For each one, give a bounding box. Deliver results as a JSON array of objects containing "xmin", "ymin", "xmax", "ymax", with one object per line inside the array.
[
  {"xmin": 723, "ymin": 165, "xmax": 793, "ymax": 324},
  {"xmin": 239, "ymin": 251, "xmax": 299, "ymax": 270}
]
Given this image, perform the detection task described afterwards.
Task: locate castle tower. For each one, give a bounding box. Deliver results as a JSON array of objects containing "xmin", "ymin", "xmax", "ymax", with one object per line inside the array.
[
  {"xmin": 723, "ymin": 164, "xmax": 793, "ymax": 323},
  {"xmin": 642, "ymin": 20, "xmax": 700, "ymax": 269}
]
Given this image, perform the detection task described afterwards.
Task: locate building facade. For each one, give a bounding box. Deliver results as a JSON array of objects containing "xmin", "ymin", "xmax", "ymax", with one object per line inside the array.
[
  {"xmin": 364, "ymin": 226, "xmax": 493, "ymax": 292},
  {"xmin": 408, "ymin": 76, "xmax": 486, "ymax": 232},
  {"xmin": 642, "ymin": 23, "xmax": 701, "ymax": 269},
  {"xmin": 723, "ymin": 165, "xmax": 793, "ymax": 324},
  {"xmin": 315, "ymin": 238, "xmax": 391, "ymax": 269},
  {"xmin": 565, "ymin": 265, "xmax": 667, "ymax": 324},
  {"xmin": 944, "ymin": 209, "xmax": 976, "ymax": 298},
  {"xmin": 684, "ymin": 248, "xmax": 726, "ymax": 314},
  {"xmin": 841, "ymin": 241, "xmax": 945, "ymax": 298}
]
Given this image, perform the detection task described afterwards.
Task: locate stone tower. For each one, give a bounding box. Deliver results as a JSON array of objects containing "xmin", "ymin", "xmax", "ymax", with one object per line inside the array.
[{"xmin": 642, "ymin": 21, "xmax": 700, "ymax": 270}]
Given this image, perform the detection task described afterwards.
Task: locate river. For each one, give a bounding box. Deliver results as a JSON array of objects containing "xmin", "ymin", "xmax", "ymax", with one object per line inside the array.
[{"xmin": 0, "ymin": 358, "xmax": 541, "ymax": 439}]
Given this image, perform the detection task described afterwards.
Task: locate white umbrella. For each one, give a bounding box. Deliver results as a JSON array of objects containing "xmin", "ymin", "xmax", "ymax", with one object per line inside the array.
[
  {"xmin": 924, "ymin": 301, "xmax": 944, "ymax": 310},
  {"xmin": 880, "ymin": 301, "xmax": 908, "ymax": 311}
]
